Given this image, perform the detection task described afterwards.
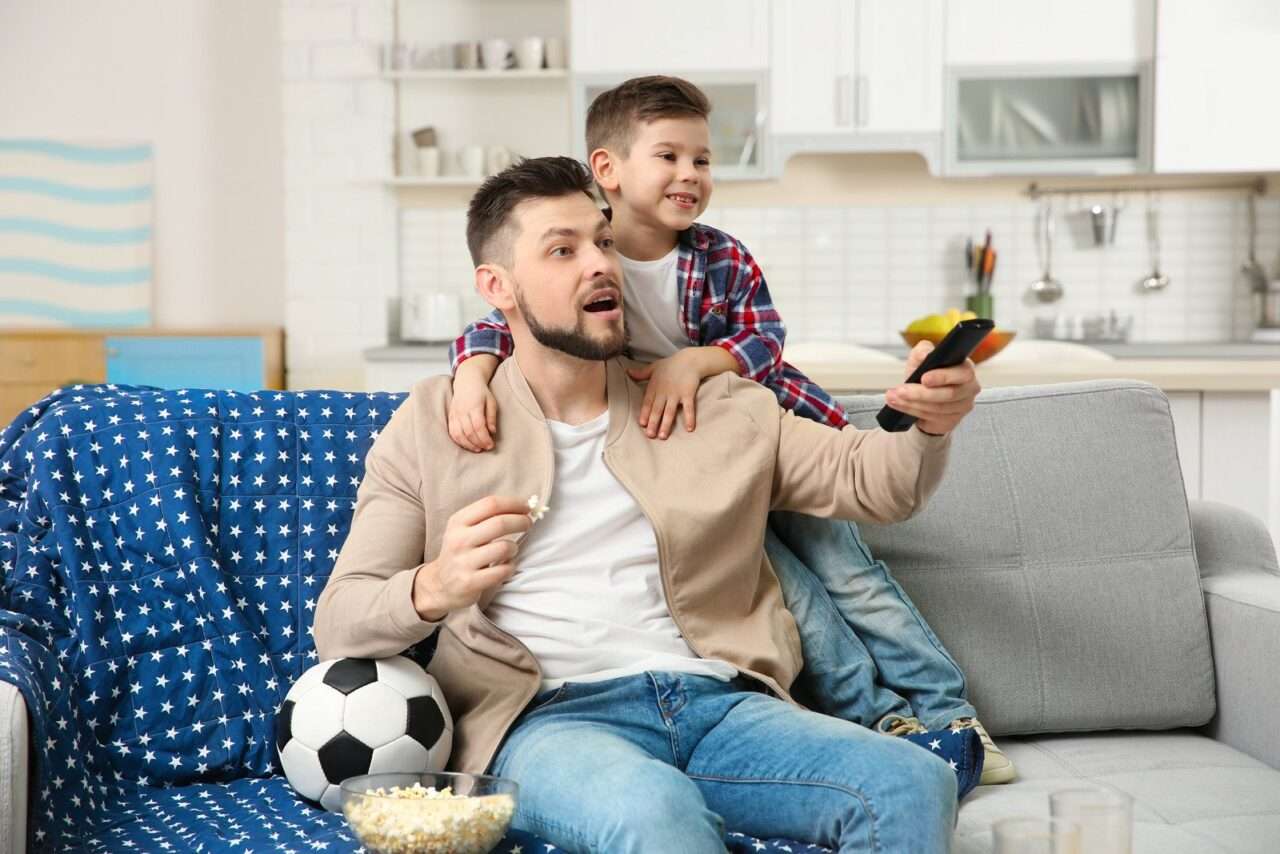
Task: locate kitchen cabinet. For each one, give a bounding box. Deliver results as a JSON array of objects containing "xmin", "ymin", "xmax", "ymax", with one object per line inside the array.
[
  {"xmin": 569, "ymin": 0, "xmax": 768, "ymax": 73},
  {"xmin": 363, "ymin": 346, "xmax": 452, "ymax": 393},
  {"xmin": 946, "ymin": 0, "xmax": 1155, "ymax": 66},
  {"xmin": 771, "ymin": 0, "xmax": 943, "ymax": 136},
  {"xmin": 1153, "ymin": 1, "xmax": 1280, "ymax": 173}
]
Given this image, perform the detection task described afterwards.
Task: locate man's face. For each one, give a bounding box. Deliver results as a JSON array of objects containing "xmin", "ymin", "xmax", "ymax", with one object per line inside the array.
[
  {"xmin": 505, "ymin": 192, "xmax": 628, "ymax": 361},
  {"xmin": 609, "ymin": 116, "xmax": 713, "ymax": 232}
]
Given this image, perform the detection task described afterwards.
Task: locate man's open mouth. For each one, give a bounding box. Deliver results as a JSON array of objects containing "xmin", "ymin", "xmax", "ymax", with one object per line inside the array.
[{"xmin": 583, "ymin": 294, "xmax": 619, "ymax": 313}]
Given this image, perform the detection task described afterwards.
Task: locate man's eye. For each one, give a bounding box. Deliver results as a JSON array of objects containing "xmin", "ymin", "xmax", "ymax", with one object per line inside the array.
[{"xmin": 599, "ymin": 237, "xmax": 615, "ymax": 249}]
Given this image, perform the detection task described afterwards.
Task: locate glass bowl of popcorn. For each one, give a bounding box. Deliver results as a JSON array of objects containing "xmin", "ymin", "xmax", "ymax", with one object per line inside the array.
[{"xmin": 340, "ymin": 771, "xmax": 519, "ymax": 854}]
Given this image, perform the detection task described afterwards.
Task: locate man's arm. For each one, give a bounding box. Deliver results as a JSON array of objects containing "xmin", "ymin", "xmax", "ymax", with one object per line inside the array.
[
  {"xmin": 314, "ymin": 394, "xmax": 440, "ymax": 661},
  {"xmin": 771, "ymin": 414, "xmax": 952, "ymax": 524},
  {"xmin": 768, "ymin": 342, "xmax": 979, "ymax": 523}
]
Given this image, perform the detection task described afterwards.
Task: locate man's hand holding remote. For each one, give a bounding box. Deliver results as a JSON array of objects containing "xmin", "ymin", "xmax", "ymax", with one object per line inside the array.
[{"xmin": 884, "ymin": 341, "xmax": 982, "ymax": 436}]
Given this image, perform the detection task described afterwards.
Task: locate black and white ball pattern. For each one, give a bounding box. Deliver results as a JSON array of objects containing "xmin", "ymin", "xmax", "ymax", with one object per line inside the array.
[{"xmin": 276, "ymin": 656, "xmax": 453, "ymax": 811}]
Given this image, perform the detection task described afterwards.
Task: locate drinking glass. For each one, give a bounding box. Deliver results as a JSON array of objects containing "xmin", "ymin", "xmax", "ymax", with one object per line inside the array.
[
  {"xmin": 993, "ymin": 817, "xmax": 1082, "ymax": 854},
  {"xmin": 1050, "ymin": 788, "xmax": 1133, "ymax": 854}
]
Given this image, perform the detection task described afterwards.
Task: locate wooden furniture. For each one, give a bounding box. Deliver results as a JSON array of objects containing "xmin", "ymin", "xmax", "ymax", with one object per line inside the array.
[{"xmin": 0, "ymin": 328, "xmax": 284, "ymax": 427}]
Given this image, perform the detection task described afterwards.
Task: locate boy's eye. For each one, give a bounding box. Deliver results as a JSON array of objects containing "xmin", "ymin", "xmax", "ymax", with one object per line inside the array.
[
  {"xmin": 696, "ymin": 158, "xmax": 710, "ymax": 167},
  {"xmin": 658, "ymin": 153, "xmax": 676, "ymax": 161},
  {"xmin": 599, "ymin": 237, "xmax": 615, "ymax": 249},
  {"xmin": 551, "ymin": 247, "xmax": 571, "ymax": 257}
]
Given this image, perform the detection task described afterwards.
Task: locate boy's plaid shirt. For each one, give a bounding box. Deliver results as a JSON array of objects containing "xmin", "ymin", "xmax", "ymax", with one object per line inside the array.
[{"xmin": 449, "ymin": 222, "xmax": 849, "ymax": 428}]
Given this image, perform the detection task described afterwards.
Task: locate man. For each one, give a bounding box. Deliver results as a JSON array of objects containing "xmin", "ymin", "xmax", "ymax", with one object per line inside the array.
[{"xmin": 314, "ymin": 156, "xmax": 982, "ymax": 853}]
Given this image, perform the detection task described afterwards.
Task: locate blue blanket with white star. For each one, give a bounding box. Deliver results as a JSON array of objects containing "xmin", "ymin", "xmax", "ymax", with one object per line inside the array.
[{"xmin": 0, "ymin": 384, "xmax": 826, "ymax": 853}]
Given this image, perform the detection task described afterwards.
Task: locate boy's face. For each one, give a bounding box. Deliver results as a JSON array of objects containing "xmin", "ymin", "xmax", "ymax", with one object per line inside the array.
[{"xmin": 598, "ymin": 116, "xmax": 713, "ymax": 232}]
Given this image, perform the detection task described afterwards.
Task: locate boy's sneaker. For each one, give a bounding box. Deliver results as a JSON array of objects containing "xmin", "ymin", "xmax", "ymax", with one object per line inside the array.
[
  {"xmin": 876, "ymin": 714, "xmax": 984, "ymax": 800},
  {"xmin": 950, "ymin": 717, "xmax": 1017, "ymax": 785}
]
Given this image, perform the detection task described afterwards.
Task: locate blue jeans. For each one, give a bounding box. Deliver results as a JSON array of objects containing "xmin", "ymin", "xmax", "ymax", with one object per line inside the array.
[
  {"xmin": 490, "ymin": 672, "xmax": 957, "ymax": 854},
  {"xmin": 767, "ymin": 511, "xmax": 975, "ymax": 731}
]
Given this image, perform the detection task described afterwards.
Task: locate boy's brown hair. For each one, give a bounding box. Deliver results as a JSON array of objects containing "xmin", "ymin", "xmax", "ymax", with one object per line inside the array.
[{"xmin": 585, "ymin": 75, "xmax": 711, "ymax": 157}]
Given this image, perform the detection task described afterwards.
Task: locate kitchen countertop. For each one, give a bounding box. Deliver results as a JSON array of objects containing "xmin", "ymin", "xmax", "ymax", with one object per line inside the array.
[
  {"xmin": 365, "ymin": 343, "xmax": 1280, "ymax": 392},
  {"xmin": 798, "ymin": 359, "xmax": 1280, "ymax": 393}
]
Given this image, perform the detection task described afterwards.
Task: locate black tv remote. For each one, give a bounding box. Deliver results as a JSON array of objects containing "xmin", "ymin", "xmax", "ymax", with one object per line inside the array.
[{"xmin": 876, "ymin": 318, "xmax": 993, "ymax": 432}]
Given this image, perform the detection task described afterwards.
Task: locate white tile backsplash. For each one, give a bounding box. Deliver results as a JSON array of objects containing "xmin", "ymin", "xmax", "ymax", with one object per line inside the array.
[{"xmin": 398, "ymin": 195, "xmax": 1280, "ymax": 349}]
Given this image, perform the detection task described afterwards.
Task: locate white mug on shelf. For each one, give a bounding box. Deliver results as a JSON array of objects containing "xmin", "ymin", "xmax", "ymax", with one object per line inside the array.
[
  {"xmin": 516, "ymin": 37, "xmax": 544, "ymax": 70},
  {"xmin": 460, "ymin": 145, "xmax": 486, "ymax": 177},
  {"xmin": 416, "ymin": 146, "xmax": 440, "ymax": 177},
  {"xmin": 481, "ymin": 38, "xmax": 512, "ymax": 71},
  {"xmin": 544, "ymin": 37, "xmax": 566, "ymax": 69}
]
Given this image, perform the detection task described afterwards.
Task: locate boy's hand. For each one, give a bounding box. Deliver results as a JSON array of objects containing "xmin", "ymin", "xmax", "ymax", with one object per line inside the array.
[
  {"xmin": 448, "ymin": 355, "xmax": 500, "ymax": 452},
  {"xmin": 412, "ymin": 495, "xmax": 532, "ymax": 621},
  {"xmin": 884, "ymin": 341, "xmax": 981, "ymax": 437},
  {"xmin": 627, "ymin": 347, "xmax": 737, "ymax": 439}
]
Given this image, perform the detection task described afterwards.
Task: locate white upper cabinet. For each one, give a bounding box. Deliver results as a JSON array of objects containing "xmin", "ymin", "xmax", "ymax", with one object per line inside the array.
[
  {"xmin": 1153, "ymin": 0, "xmax": 1280, "ymax": 173},
  {"xmin": 770, "ymin": 0, "xmax": 856, "ymax": 135},
  {"xmin": 857, "ymin": 0, "xmax": 944, "ymax": 132},
  {"xmin": 771, "ymin": 0, "xmax": 943, "ymax": 136},
  {"xmin": 946, "ymin": 0, "xmax": 1155, "ymax": 65},
  {"xmin": 569, "ymin": 0, "xmax": 769, "ymax": 73}
]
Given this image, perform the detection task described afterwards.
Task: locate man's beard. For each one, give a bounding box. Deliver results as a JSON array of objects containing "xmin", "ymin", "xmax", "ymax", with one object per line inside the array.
[{"xmin": 514, "ymin": 282, "xmax": 628, "ymax": 361}]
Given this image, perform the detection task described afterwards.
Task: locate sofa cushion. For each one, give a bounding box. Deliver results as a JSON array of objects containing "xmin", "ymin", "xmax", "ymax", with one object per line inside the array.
[
  {"xmin": 954, "ymin": 732, "xmax": 1280, "ymax": 854},
  {"xmin": 838, "ymin": 381, "xmax": 1216, "ymax": 736}
]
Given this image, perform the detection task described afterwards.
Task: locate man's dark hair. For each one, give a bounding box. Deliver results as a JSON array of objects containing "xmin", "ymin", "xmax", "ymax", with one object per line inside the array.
[
  {"xmin": 585, "ymin": 75, "xmax": 712, "ymax": 157},
  {"xmin": 465, "ymin": 156, "xmax": 595, "ymax": 266}
]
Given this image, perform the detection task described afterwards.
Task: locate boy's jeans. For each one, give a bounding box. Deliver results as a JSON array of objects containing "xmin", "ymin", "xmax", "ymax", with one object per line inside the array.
[
  {"xmin": 767, "ymin": 510, "xmax": 976, "ymax": 731},
  {"xmin": 490, "ymin": 671, "xmax": 957, "ymax": 854}
]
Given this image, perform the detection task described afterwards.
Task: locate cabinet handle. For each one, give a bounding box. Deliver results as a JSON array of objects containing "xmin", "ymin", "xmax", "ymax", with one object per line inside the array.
[
  {"xmin": 857, "ymin": 74, "xmax": 870, "ymax": 127},
  {"xmin": 835, "ymin": 74, "xmax": 853, "ymax": 127}
]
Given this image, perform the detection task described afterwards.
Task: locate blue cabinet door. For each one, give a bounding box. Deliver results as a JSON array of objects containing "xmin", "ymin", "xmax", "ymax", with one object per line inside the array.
[{"xmin": 105, "ymin": 337, "xmax": 265, "ymax": 391}]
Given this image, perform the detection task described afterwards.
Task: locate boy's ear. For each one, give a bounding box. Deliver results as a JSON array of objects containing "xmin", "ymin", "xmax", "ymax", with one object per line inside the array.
[
  {"xmin": 475, "ymin": 264, "xmax": 516, "ymax": 312},
  {"xmin": 589, "ymin": 147, "xmax": 621, "ymax": 194}
]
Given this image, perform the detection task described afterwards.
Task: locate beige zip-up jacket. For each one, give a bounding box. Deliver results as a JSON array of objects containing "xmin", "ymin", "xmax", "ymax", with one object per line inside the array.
[{"xmin": 313, "ymin": 357, "xmax": 951, "ymax": 775}]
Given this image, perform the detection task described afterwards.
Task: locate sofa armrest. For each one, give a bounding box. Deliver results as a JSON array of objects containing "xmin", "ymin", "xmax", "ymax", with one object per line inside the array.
[
  {"xmin": 1192, "ymin": 500, "xmax": 1280, "ymax": 769},
  {"xmin": 0, "ymin": 681, "xmax": 26, "ymax": 854}
]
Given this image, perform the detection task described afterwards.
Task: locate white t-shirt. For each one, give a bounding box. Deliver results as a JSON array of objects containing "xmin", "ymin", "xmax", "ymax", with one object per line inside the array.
[
  {"xmin": 484, "ymin": 410, "xmax": 738, "ymax": 692},
  {"xmin": 620, "ymin": 246, "xmax": 689, "ymax": 363}
]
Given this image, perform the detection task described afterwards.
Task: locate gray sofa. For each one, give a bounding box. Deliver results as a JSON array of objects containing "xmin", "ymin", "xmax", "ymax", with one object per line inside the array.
[
  {"xmin": 842, "ymin": 379, "xmax": 1280, "ymax": 852},
  {"xmin": 2, "ymin": 378, "xmax": 1278, "ymax": 852}
]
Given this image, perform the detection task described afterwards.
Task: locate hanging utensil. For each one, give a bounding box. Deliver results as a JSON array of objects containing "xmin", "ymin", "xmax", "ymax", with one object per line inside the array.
[
  {"xmin": 1140, "ymin": 193, "xmax": 1170, "ymax": 292},
  {"xmin": 1029, "ymin": 198, "xmax": 1064, "ymax": 302},
  {"xmin": 1242, "ymin": 192, "xmax": 1269, "ymax": 293}
]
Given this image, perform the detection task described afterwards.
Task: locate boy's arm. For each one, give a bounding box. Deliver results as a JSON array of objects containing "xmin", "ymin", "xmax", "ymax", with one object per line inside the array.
[
  {"xmin": 710, "ymin": 246, "xmax": 786, "ymax": 385},
  {"xmin": 448, "ymin": 308, "xmax": 514, "ymax": 374}
]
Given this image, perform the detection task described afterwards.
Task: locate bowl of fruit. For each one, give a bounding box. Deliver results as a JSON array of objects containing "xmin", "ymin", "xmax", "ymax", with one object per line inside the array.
[{"xmin": 901, "ymin": 309, "xmax": 1015, "ymax": 364}]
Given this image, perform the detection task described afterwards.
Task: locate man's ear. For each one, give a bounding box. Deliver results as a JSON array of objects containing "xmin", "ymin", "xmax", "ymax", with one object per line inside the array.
[
  {"xmin": 475, "ymin": 263, "xmax": 516, "ymax": 312},
  {"xmin": 589, "ymin": 147, "xmax": 621, "ymax": 194}
]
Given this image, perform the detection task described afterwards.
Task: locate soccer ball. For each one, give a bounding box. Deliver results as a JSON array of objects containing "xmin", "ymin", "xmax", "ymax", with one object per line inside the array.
[{"xmin": 276, "ymin": 656, "xmax": 453, "ymax": 811}]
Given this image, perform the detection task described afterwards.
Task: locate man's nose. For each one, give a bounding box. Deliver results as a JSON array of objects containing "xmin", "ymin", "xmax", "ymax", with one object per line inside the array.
[{"xmin": 583, "ymin": 243, "xmax": 613, "ymax": 278}]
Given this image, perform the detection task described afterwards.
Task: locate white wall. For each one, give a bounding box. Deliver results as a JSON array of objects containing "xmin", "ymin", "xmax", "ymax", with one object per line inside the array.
[{"xmin": 0, "ymin": 0, "xmax": 285, "ymax": 328}]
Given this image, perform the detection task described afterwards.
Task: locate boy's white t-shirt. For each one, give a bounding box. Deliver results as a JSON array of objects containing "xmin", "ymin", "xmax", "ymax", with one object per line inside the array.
[
  {"xmin": 619, "ymin": 247, "xmax": 689, "ymax": 363},
  {"xmin": 483, "ymin": 410, "xmax": 738, "ymax": 692}
]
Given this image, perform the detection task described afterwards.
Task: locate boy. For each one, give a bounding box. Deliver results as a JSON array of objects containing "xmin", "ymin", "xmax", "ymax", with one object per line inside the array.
[{"xmin": 446, "ymin": 76, "xmax": 1013, "ymax": 784}]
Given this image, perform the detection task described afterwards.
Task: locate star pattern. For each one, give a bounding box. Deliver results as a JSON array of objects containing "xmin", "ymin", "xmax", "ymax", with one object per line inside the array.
[{"xmin": 0, "ymin": 383, "xmax": 829, "ymax": 853}]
